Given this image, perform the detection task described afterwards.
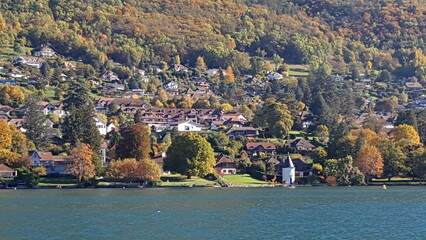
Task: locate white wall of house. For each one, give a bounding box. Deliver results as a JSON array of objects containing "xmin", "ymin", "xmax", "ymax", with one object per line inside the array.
[
  {"xmin": 94, "ymin": 116, "xmax": 107, "ymax": 135},
  {"xmin": 176, "ymin": 121, "xmax": 203, "ymax": 131}
]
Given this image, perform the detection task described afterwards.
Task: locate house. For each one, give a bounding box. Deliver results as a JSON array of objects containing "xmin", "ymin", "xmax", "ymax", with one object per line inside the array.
[
  {"xmin": 215, "ymin": 155, "xmax": 237, "ymax": 175},
  {"xmin": 28, "ymin": 76, "xmax": 39, "ymax": 84},
  {"xmin": 411, "ymin": 95, "xmax": 426, "ymax": 109},
  {"xmin": 104, "ymin": 83, "xmax": 125, "ymax": 91},
  {"xmin": 6, "ymin": 71, "xmax": 26, "ymax": 78},
  {"xmin": 164, "ymin": 81, "xmax": 179, "ymax": 91},
  {"xmin": 287, "ymin": 138, "xmax": 316, "ymax": 152},
  {"xmin": 0, "ymin": 105, "xmax": 11, "ymax": 115},
  {"xmin": 30, "ymin": 151, "xmax": 72, "ymax": 175},
  {"xmin": 226, "ymin": 127, "xmax": 259, "ymax": 139},
  {"xmin": 405, "ymin": 81, "xmax": 423, "ymax": 91},
  {"xmin": 331, "ymin": 74, "xmax": 344, "ymax": 81},
  {"xmin": 94, "ymin": 97, "xmax": 148, "ymax": 114},
  {"xmin": 275, "ymin": 155, "xmax": 312, "ymax": 179},
  {"xmin": 173, "ymin": 64, "xmax": 189, "ymax": 72},
  {"xmin": 102, "ymin": 71, "xmax": 120, "ymax": 81},
  {"xmin": 33, "ymin": 44, "xmax": 56, "ymax": 58},
  {"xmin": 205, "ymin": 69, "xmax": 226, "ymax": 77},
  {"xmin": 267, "ymin": 157, "xmax": 280, "ymax": 166},
  {"xmin": 15, "ymin": 56, "xmax": 46, "ymax": 68},
  {"xmin": 245, "ymin": 76, "xmax": 265, "ymax": 87},
  {"xmin": 8, "ymin": 119, "xmax": 25, "ymax": 129},
  {"xmin": 135, "ymin": 69, "xmax": 145, "ymax": 76},
  {"xmin": 246, "ymin": 142, "xmax": 276, "ymax": 156},
  {"xmin": 0, "ymin": 80, "xmax": 18, "ymax": 86},
  {"xmin": 63, "ymin": 62, "xmax": 76, "ymax": 69},
  {"xmin": 37, "ymin": 102, "xmax": 67, "ymax": 118},
  {"xmin": 94, "ymin": 116, "xmax": 107, "ymax": 135},
  {"xmin": 267, "ymin": 72, "xmax": 283, "ymax": 81},
  {"xmin": 106, "ymin": 122, "xmax": 117, "ymax": 133},
  {"xmin": 171, "ymin": 120, "xmax": 204, "ymax": 132},
  {"xmin": 0, "ymin": 164, "xmax": 17, "ymax": 177}
]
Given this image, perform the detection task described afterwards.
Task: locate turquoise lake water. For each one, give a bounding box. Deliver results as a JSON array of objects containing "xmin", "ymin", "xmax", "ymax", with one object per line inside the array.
[{"xmin": 0, "ymin": 187, "xmax": 425, "ymax": 240}]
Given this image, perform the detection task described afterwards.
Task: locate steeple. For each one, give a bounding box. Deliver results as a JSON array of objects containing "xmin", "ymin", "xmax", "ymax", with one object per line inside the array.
[{"xmin": 283, "ymin": 152, "xmax": 294, "ymax": 168}]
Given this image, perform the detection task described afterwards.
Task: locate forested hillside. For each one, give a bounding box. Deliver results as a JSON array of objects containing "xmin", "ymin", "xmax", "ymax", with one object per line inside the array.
[{"xmin": 1, "ymin": 0, "xmax": 426, "ymax": 77}]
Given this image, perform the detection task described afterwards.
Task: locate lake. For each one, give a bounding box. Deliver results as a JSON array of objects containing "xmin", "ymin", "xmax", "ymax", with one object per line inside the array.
[{"xmin": 0, "ymin": 186, "xmax": 425, "ymax": 240}]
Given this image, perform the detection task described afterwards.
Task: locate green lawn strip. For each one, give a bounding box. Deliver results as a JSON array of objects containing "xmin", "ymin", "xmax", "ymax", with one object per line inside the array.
[
  {"xmin": 289, "ymin": 70, "xmax": 309, "ymax": 77},
  {"xmin": 160, "ymin": 174, "xmax": 216, "ymax": 186},
  {"xmin": 370, "ymin": 177, "xmax": 423, "ymax": 185},
  {"xmin": 224, "ymin": 174, "xmax": 268, "ymax": 185},
  {"xmin": 38, "ymin": 177, "xmax": 78, "ymax": 186}
]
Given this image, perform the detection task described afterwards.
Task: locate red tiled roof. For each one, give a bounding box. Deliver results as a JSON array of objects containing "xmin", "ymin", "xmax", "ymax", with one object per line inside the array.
[{"xmin": 0, "ymin": 163, "xmax": 15, "ymax": 172}]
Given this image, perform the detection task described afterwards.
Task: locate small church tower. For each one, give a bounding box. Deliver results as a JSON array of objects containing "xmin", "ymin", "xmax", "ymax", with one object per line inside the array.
[{"xmin": 282, "ymin": 153, "xmax": 295, "ymax": 184}]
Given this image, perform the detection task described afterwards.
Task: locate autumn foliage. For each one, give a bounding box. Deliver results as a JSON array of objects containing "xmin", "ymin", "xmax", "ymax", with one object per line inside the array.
[
  {"xmin": 106, "ymin": 158, "xmax": 161, "ymax": 182},
  {"xmin": 356, "ymin": 146, "xmax": 384, "ymax": 180},
  {"xmin": 68, "ymin": 143, "xmax": 96, "ymax": 182}
]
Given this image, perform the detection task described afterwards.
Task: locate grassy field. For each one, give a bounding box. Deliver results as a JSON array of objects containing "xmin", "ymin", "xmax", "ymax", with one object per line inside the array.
[
  {"xmin": 224, "ymin": 174, "xmax": 268, "ymax": 185},
  {"xmin": 160, "ymin": 174, "xmax": 216, "ymax": 186},
  {"xmin": 0, "ymin": 46, "xmax": 33, "ymax": 62},
  {"xmin": 288, "ymin": 64, "xmax": 309, "ymax": 77}
]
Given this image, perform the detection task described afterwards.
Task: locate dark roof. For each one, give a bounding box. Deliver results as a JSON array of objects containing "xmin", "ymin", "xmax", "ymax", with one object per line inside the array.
[
  {"xmin": 287, "ymin": 138, "xmax": 316, "ymax": 149},
  {"xmin": 216, "ymin": 155, "xmax": 235, "ymax": 165},
  {"xmin": 276, "ymin": 156, "xmax": 311, "ymax": 172},
  {"xmin": 246, "ymin": 142, "xmax": 276, "ymax": 150},
  {"xmin": 267, "ymin": 157, "xmax": 280, "ymax": 165}
]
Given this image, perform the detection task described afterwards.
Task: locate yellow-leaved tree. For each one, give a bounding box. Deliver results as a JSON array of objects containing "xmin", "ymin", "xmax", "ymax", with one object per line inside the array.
[
  {"xmin": 392, "ymin": 124, "xmax": 421, "ymax": 147},
  {"xmin": 224, "ymin": 66, "xmax": 235, "ymax": 83}
]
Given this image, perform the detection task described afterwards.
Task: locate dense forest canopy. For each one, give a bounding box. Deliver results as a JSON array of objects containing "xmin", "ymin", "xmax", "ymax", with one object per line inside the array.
[{"xmin": 0, "ymin": 0, "xmax": 426, "ymax": 75}]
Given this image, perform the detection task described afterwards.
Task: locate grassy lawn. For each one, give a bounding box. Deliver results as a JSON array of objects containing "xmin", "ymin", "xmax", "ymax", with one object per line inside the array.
[
  {"xmin": 224, "ymin": 174, "xmax": 268, "ymax": 185},
  {"xmin": 370, "ymin": 177, "xmax": 424, "ymax": 185},
  {"xmin": 289, "ymin": 70, "xmax": 309, "ymax": 77},
  {"xmin": 38, "ymin": 177, "xmax": 78, "ymax": 186},
  {"xmin": 288, "ymin": 64, "xmax": 309, "ymax": 77},
  {"xmin": 160, "ymin": 174, "xmax": 216, "ymax": 186}
]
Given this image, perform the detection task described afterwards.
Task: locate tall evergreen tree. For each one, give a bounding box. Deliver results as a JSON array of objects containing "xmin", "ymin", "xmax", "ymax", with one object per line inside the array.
[
  {"xmin": 62, "ymin": 104, "xmax": 101, "ymax": 152},
  {"xmin": 22, "ymin": 95, "xmax": 51, "ymax": 148}
]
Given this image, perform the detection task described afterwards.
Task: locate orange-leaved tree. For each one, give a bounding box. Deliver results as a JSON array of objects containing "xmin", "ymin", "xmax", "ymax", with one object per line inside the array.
[
  {"xmin": 68, "ymin": 143, "xmax": 96, "ymax": 183},
  {"xmin": 356, "ymin": 145, "xmax": 384, "ymax": 182}
]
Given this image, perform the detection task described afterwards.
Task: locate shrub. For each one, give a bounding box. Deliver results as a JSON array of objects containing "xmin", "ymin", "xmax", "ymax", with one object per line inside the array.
[{"xmin": 326, "ymin": 176, "xmax": 337, "ymax": 186}]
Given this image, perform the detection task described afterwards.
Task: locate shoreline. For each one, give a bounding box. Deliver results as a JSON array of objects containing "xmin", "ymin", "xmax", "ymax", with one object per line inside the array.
[{"xmin": 1, "ymin": 183, "xmax": 425, "ymax": 190}]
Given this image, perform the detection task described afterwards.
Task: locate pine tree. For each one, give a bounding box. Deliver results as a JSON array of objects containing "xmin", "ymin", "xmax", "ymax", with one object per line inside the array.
[
  {"xmin": 22, "ymin": 96, "xmax": 51, "ymax": 148},
  {"xmin": 62, "ymin": 104, "xmax": 101, "ymax": 152}
]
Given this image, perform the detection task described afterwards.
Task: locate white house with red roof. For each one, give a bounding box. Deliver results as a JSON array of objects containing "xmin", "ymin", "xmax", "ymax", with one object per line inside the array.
[
  {"xmin": 214, "ymin": 155, "xmax": 237, "ymax": 175},
  {"xmin": 30, "ymin": 151, "xmax": 72, "ymax": 175},
  {"xmin": 15, "ymin": 56, "xmax": 46, "ymax": 68}
]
